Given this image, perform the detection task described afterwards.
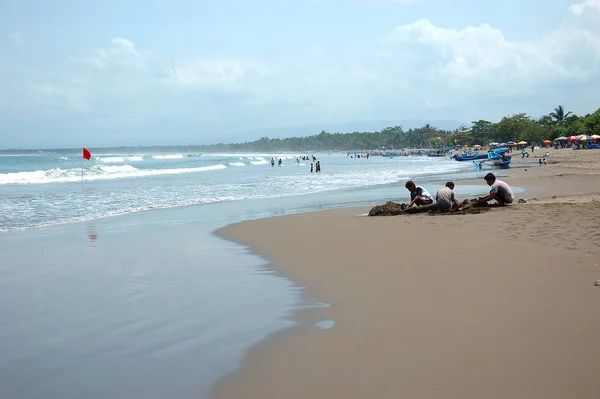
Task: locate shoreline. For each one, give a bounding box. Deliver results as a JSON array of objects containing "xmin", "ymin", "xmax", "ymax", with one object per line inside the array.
[
  {"xmin": 0, "ymin": 154, "xmax": 494, "ymax": 398},
  {"xmin": 211, "ymin": 148, "xmax": 600, "ymax": 399},
  {"xmin": 1, "ymin": 154, "xmax": 474, "ymax": 233}
]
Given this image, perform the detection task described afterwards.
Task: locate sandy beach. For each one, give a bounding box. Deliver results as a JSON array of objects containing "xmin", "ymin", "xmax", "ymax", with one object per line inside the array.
[{"xmin": 212, "ymin": 148, "xmax": 600, "ymax": 399}]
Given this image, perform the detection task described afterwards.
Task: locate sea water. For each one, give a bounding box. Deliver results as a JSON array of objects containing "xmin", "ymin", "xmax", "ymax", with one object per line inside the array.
[
  {"xmin": 0, "ymin": 151, "xmax": 504, "ymax": 398},
  {"xmin": 0, "ymin": 152, "xmax": 480, "ymax": 231}
]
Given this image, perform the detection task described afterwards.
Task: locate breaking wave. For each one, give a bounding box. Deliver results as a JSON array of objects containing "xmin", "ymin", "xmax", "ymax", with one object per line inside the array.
[
  {"xmin": 249, "ymin": 160, "xmax": 269, "ymax": 165},
  {"xmin": 0, "ymin": 164, "xmax": 227, "ymax": 185},
  {"xmin": 152, "ymin": 154, "xmax": 184, "ymax": 160},
  {"xmin": 97, "ymin": 156, "xmax": 144, "ymax": 163}
]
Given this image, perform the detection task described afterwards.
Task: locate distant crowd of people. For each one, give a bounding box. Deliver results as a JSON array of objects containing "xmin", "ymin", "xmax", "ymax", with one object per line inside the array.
[
  {"xmin": 270, "ymin": 154, "xmax": 322, "ymax": 173},
  {"xmin": 404, "ymin": 172, "xmax": 514, "ymax": 212}
]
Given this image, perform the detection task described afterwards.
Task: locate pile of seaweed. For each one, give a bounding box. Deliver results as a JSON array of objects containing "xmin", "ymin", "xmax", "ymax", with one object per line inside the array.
[{"xmin": 368, "ymin": 198, "xmax": 496, "ymax": 216}]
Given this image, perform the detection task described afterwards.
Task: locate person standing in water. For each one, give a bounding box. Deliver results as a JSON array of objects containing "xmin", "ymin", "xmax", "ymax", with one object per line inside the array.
[
  {"xmin": 310, "ymin": 163, "xmax": 314, "ymax": 173},
  {"xmin": 278, "ymin": 158, "xmax": 282, "ymax": 166},
  {"xmin": 271, "ymin": 157, "xmax": 275, "ymax": 166},
  {"xmin": 315, "ymin": 161, "xmax": 321, "ymax": 173}
]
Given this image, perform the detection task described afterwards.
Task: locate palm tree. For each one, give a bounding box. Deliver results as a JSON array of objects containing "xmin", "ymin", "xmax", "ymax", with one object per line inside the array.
[{"xmin": 549, "ymin": 105, "xmax": 572, "ymax": 125}]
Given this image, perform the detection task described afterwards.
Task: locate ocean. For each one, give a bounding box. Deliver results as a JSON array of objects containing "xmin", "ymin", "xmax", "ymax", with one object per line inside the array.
[
  {"xmin": 0, "ymin": 151, "xmax": 509, "ymax": 398},
  {"xmin": 1, "ymin": 151, "xmax": 479, "ymax": 231}
]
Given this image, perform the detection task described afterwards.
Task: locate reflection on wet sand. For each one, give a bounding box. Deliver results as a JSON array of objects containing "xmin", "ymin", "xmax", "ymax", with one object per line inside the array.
[{"xmin": 88, "ymin": 225, "xmax": 97, "ymax": 247}]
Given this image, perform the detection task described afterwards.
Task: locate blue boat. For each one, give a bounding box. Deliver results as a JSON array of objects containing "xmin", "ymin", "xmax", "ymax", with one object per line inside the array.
[
  {"xmin": 453, "ymin": 147, "xmax": 508, "ymax": 162},
  {"xmin": 453, "ymin": 153, "xmax": 488, "ymax": 161},
  {"xmin": 474, "ymin": 152, "xmax": 511, "ymax": 168},
  {"xmin": 492, "ymin": 147, "xmax": 509, "ymax": 154}
]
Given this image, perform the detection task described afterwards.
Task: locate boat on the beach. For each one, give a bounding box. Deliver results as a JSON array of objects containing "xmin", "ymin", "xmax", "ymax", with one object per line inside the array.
[
  {"xmin": 381, "ymin": 151, "xmax": 403, "ymax": 157},
  {"xmin": 473, "ymin": 151, "xmax": 512, "ymax": 168},
  {"xmin": 453, "ymin": 153, "xmax": 488, "ymax": 161},
  {"xmin": 489, "ymin": 153, "xmax": 512, "ymax": 167},
  {"xmin": 453, "ymin": 147, "xmax": 509, "ymax": 162}
]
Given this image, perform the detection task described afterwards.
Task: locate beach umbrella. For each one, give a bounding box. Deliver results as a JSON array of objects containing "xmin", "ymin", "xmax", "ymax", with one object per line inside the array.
[
  {"xmin": 567, "ymin": 136, "xmax": 578, "ymax": 141},
  {"xmin": 576, "ymin": 135, "xmax": 593, "ymax": 141},
  {"xmin": 506, "ymin": 141, "xmax": 515, "ymax": 145},
  {"xmin": 473, "ymin": 144, "xmax": 482, "ymax": 149},
  {"xmin": 518, "ymin": 141, "xmax": 527, "ymax": 145},
  {"xmin": 554, "ymin": 136, "xmax": 567, "ymax": 141},
  {"xmin": 591, "ymin": 135, "xmax": 600, "ymax": 139},
  {"xmin": 543, "ymin": 139, "xmax": 552, "ymax": 144}
]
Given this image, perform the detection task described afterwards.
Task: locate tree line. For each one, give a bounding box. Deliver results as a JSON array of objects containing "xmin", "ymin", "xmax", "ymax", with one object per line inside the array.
[
  {"xmin": 194, "ymin": 105, "xmax": 600, "ymax": 152},
  {"xmin": 2, "ymin": 105, "xmax": 598, "ymax": 154}
]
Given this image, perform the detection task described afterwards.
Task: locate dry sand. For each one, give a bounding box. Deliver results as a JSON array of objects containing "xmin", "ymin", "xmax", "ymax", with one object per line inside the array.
[{"xmin": 212, "ymin": 148, "xmax": 600, "ymax": 399}]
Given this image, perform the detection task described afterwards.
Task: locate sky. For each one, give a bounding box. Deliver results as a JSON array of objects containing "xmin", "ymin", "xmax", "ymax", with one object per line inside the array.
[{"xmin": 1, "ymin": 0, "xmax": 599, "ymax": 148}]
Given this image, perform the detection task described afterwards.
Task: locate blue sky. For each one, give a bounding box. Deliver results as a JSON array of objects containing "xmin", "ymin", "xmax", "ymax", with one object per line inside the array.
[{"xmin": 1, "ymin": 0, "xmax": 599, "ymax": 148}]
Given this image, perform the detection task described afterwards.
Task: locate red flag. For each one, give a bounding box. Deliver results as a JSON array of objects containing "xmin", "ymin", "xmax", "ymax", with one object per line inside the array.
[{"xmin": 82, "ymin": 147, "xmax": 91, "ymax": 160}]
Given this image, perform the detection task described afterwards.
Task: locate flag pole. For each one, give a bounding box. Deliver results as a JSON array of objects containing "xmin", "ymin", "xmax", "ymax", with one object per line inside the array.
[{"xmin": 81, "ymin": 152, "xmax": 84, "ymax": 184}]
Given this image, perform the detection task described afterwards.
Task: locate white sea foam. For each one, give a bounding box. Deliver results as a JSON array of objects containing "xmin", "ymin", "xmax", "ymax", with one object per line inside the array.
[
  {"xmin": 152, "ymin": 154, "xmax": 184, "ymax": 160},
  {"xmin": 228, "ymin": 162, "xmax": 245, "ymax": 167},
  {"xmin": 95, "ymin": 155, "xmax": 143, "ymax": 163},
  {"xmin": 97, "ymin": 156, "xmax": 126, "ymax": 163},
  {"xmin": 249, "ymin": 160, "xmax": 269, "ymax": 165},
  {"xmin": 0, "ymin": 164, "xmax": 227, "ymax": 185}
]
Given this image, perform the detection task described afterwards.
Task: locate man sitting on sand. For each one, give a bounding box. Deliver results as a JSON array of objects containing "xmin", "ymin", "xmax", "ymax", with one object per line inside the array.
[
  {"xmin": 405, "ymin": 180, "xmax": 434, "ymax": 207},
  {"xmin": 477, "ymin": 173, "xmax": 514, "ymax": 206},
  {"xmin": 435, "ymin": 182, "xmax": 462, "ymax": 212}
]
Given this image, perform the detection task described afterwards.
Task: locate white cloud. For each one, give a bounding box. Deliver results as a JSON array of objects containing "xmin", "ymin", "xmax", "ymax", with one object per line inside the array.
[
  {"xmin": 357, "ymin": 0, "xmax": 424, "ymax": 3},
  {"xmin": 382, "ymin": 1, "xmax": 600, "ymax": 99},
  {"xmin": 570, "ymin": 0, "xmax": 600, "ymax": 15},
  {"xmin": 109, "ymin": 37, "xmax": 139, "ymax": 55},
  {"xmin": 71, "ymin": 38, "xmax": 270, "ymax": 93},
  {"xmin": 8, "ymin": 31, "xmax": 24, "ymax": 48},
  {"xmin": 3, "ymin": 0, "xmax": 600, "ymax": 142},
  {"xmin": 71, "ymin": 37, "xmax": 147, "ymax": 71},
  {"xmin": 27, "ymin": 82, "xmax": 89, "ymax": 113},
  {"xmin": 165, "ymin": 59, "xmax": 263, "ymax": 89},
  {"xmin": 312, "ymin": 0, "xmax": 423, "ymax": 3}
]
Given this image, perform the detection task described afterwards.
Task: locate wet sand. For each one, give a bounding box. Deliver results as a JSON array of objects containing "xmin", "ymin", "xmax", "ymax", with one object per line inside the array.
[{"xmin": 212, "ymin": 148, "xmax": 600, "ymax": 399}]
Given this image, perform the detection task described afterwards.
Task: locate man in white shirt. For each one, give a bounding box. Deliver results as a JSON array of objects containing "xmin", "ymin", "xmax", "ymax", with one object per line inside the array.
[
  {"xmin": 477, "ymin": 173, "xmax": 515, "ymax": 205},
  {"xmin": 405, "ymin": 180, "xmax": 434, "ymax": 207}
]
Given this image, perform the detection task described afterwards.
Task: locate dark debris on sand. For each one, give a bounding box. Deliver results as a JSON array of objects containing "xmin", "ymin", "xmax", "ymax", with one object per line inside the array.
[{"xmin": 368, "ymin": 199, "xmax": 494, "ymax": 217}]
